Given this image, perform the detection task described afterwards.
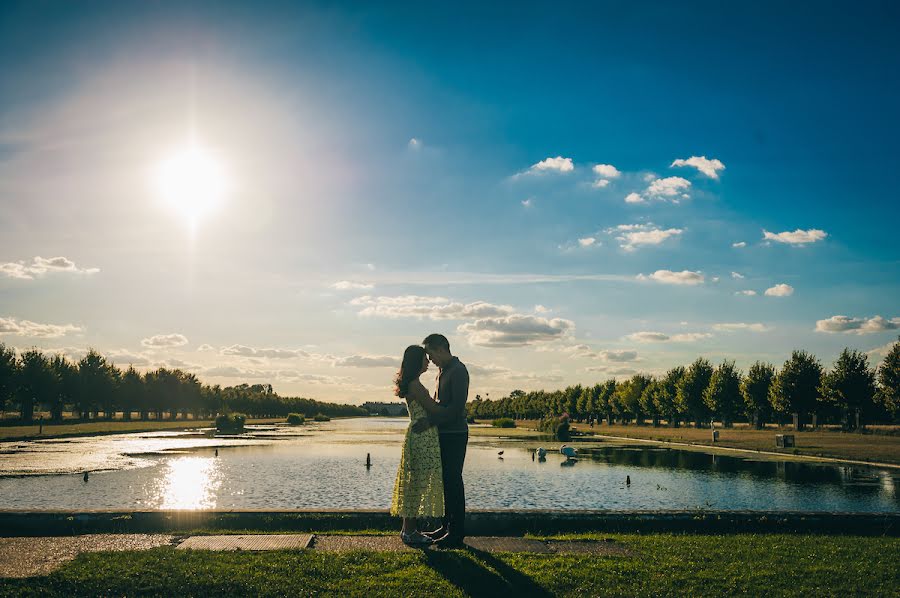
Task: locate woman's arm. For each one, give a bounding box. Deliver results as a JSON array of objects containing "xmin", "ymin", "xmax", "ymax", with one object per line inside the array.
[{"xmin": 408, "ymin": 380, "xmax": 442, "ymax": 416}]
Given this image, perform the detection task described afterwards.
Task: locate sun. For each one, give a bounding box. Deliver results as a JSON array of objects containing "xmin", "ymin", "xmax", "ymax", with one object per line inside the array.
[{"xmin": 154, "ymin": 144, "xmax": 228, "ymax": 227}]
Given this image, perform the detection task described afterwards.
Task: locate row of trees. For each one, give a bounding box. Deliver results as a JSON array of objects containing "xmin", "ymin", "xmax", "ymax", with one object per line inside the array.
[
  {"xmin": 0, "ymin": 345, "xmax": 367, "ymax": 422},
  {"xmin": 468, "ymin": 339, "xmax": 900, "ymax": 429}
]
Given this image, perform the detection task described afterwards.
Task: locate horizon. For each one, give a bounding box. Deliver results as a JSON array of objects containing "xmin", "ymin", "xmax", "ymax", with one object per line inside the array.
[{"xmin": 2, "ymin": 1, "xmax": 899, "ymax": 405}]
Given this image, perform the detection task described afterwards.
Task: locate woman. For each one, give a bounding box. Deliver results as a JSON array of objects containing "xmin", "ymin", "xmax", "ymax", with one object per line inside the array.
[{"xmin": 390, "ymin": 345, "xmax": 444, "ymax": 546}]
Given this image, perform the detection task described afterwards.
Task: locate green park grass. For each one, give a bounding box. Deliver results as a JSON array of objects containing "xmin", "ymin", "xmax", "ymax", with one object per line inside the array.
[
  {"xmin": 0, "ymin": 533, "xmax": 897, "ymax": 597},
  {"xmin": 0, "ymin": 417, "xmax": 286, "ymax": 442},
  {"xmin": 503, "ymin": 420, "xmax": 900, "ymax": 465}
]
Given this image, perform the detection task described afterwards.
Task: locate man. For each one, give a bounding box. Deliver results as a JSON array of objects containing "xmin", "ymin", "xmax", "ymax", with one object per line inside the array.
[{"xmin": 411, "ymin": 333, "xmax": 469, "ymax": 548}]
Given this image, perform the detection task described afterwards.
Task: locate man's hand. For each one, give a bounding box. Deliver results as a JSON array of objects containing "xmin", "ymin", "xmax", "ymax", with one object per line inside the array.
[{"xmin": 411, "ymin": 419, "xmax": 431, "ymax": 433}]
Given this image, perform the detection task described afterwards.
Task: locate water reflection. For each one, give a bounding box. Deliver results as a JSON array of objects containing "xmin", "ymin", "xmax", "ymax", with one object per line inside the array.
[{"xmin": 155, "ymin": 457, "xmax": 220, "ymax": 509}]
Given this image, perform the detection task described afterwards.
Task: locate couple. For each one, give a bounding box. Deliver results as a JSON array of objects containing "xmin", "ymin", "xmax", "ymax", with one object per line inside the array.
[{"xmin": 390, "ymin": 333, "xmax": 469, "ymax": 548}]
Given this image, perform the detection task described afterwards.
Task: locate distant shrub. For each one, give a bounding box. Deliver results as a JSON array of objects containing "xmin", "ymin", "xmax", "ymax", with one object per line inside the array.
[
  {"xmin": 286, "ymin": 413, "xmax": 305, "ymax": 425},
  {"xmin": 215, "ymin": 413, "xmax": 246, "ymax": 433},
  {"xmin": 313, "ymin": 413, "xmax": 331, "ymax": 422},
  {"xmin": 538, "ymin": 415, "xmax": 571, "ymax": 441},
  {"xmin": 466, "ymin": 415, "xmax": 476, "ymax": 424},
  {"xmin": 492, "ymin": 418, "xmax": 516, "ymax": 428}
]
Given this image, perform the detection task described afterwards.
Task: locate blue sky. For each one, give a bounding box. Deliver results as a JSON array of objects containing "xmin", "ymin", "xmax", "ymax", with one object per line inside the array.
[{"xmin": 1, "ymin": 1, "xmax": 898, "ymax": 402}]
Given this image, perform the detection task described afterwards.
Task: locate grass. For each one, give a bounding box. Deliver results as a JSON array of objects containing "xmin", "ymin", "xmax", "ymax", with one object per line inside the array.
[
  {"xmin": 503, "ymin": 420, "xmax": 900, "ymax": 465},
  {"xmin": 0, "ymin": 533, "xmax": 897, "ymax": 596},
  {"xmin": 0, "ymin": 417, "xmax": 286, "ymax": 441}
]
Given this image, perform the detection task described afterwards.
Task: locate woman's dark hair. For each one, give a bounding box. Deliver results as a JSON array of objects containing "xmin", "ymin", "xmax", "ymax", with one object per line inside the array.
[{"xmin": 394, "ymin": 345, "xmax": 426, "ymax": 398}]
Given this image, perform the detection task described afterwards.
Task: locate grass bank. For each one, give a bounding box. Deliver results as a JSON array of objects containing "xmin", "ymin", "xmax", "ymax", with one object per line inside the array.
[
  {"xmin": 503, "ymin": 420, "xmax": 900, "ymax": 465},
  {"xmin": 0, "ymin": 418, "xmax": 286, "ymax": 442},
  {"xmin": 0, "ymin": 533, "xmax": 896, "ymax": 596}
]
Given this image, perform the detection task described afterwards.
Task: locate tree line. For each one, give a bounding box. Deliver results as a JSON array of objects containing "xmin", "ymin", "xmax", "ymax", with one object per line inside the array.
[
  {"xmin": 467, "ymin": 339, "xmax": 900, "ymax": 429},
  {"xmin": 0, "ymin": 345, "xmax": 367, "ymax": 422}
]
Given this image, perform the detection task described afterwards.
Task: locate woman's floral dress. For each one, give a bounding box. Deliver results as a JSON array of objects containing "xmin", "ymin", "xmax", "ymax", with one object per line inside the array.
[{"xmin": 390, "ymin": 393, "xmax": 445, "ymax": 518}]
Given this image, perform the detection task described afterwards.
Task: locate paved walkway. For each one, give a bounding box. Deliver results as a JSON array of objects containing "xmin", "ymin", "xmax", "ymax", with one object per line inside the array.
[{"xmin": 1, "ymin": 534, "xmax": 629, "ymax": 577}]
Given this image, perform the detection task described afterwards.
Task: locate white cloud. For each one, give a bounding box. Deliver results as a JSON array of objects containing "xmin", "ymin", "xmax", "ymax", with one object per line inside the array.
[
  {"xmin": 528, "ymin": 156, "xmax": 574, "ymax": 174},
  {"xmin": 458, "ymin": 314, "xmax": 574, "ymax": 347},
  {"xmin": 203, "ymin": 365, "xmax": 271, "ymax": 379},
  {"xmin": 220, "ymin": 344, "xmax": 304, "ymax": 359},
  {"xmin": 586, "ymin": 366, "xmax": 637, "ymax": 376},
  {"xmin": 534, "ymin": 304, "xmax": 550, "ymax": 313},
  {"xmin": 521, "ymin": 198, "xmax": 534, "ymax": 208},
  {"xmin": 731, "ymin": 272, "xmax": 744, "ymax": 279},
  {"xmin": 141, "ymin": 333, "xmax": 189, "ymax": 348},
  {"xmin": 0, "ymin": 256, "xmax": 100, "ymax": 280},
  {"xmin": 732, "ymin": 241, "xmax": 747, "ymax": 248},
  {"xmin": 867, "ymin": 341, "xmax": 899, "ymax": 359},
  {"xmin": 762, "ymin": 229, "xmax": 827, "ymax": 245},
  {"xmin": 0, "ymin": 316, "xmax": 83, "ymax": 338},
  {"xmin": 333, "ymin": 355, "xmax": 399, "ymax": 368},
  {"xmin": 624, "ymin": 331, "xmax": 710, "ymax": 343},
  {"xmin": 671, "ymin": 156, "xmax": 726, "ymax": 179},
  {"xmin": 646, "ymin": 176, "xmax": 691, "ymax": 199},
  {"xmin": 197, "ymin": 343, "xmax": 215, "ymax": 352},
  {"xmin": 637, "ymin": 270, "xmax": 705, "ymax": 285},
  {"xmin": 107, "ymin": 350, "xmax": 151, "ymax": 366},
  {"xmin": 735, "ymin": 290, "xmax": 757, "ymax": 296},
  {"xmin": 597, "ymin": 349, "xmax": 639, "ymax": 362},
  {"xmin": 592, "ymin": 179, "xmax": 610, "ymax": 188},
  {"xmin": 408, "ymin": 137, "xmax": 422, "ymax": 150},
  {"xmin": 607, "ymin": 223, "xmax": 683, "ymax": 251},
  {"xmin": 578, "ymin": 237, "xmax": 598, "ymax": 247},
  {"xmin": 624, "ymin": 192, "xmax": 644, "ymax": 204},
  {"xmin": 764, "ymin": 283, "xmax": 794, "ymax": 297},
  {"xmin": 350, "ymin": 295, "xmax": 515, "ymax": 320},
  {"xmin": 466, "ymin": 363, "xmax": 512, "ymax": 377},
  {"xmin": 592, "ymin": 164, "xmax": 621, "ymax": 179},
  {"xmin": 815, "ymin": 315, "xmax": 900, "ymax": 335},
  {"xmin": 331, "ymin": 281, "xmax": 374, "ymax": 290},
  {"xmin": 712, "ymin": 323, "xmax": 770, "ymax": 332}
]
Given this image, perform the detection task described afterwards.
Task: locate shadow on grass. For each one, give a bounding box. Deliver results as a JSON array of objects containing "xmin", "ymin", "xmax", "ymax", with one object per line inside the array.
[{"xmin": 422, "ymin": 548, "xmax": 551, "ymax": 598}]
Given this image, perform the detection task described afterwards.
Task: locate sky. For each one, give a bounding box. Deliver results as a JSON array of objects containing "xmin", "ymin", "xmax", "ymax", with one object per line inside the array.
[{"xmin": 1, "ymin": 1, "xmax": 899, "ymax": 404}]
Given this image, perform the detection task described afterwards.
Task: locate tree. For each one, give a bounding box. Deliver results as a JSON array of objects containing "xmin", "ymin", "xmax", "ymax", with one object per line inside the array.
[
  {"xmin": 820, "ymin": 348, "xmax": 877, "ymax": 429},
  {"xmin": 769, "ymin": 350, "xmax": 823, "ymax": 430},
  {"xmin": 614, "ymin": 374, "xmax": 652, "ymax": 424},
  {"xmin": 703, "ymin": 361, "xmax": 742, "ymax": 426},
  {"xmin": 654, "ymin": 366, "xmax": 685, "ymax": 427},
  {"xmin": 0, "ymin": 343, "xmax": 16, "ymax": 417},
  {"xmin": 118, "ymin": 366, "xmax": 146, "ymax": 421},
  {"xmin": 741, "ymin": 361, "xmax": 775, "ymax": 429},
  {"xmin": 48, "ymin": 354, "xmax": 78, "ymax": 421},
  {"xmin": 676, "ymin": 358, "xmax": 714, "ymax": 427},
  {"xmin": 15, "ymin": 349, "xmax": 54, "ymax": 422},
  {"xmin": 876, "ymin": 337, "xmax": 900, "ymax": 421},
  {"xmin": 597, "ymin": 380, "xmax": 616, "ymax": 424},
  {"xmin": 639, "ymin": 378, "xmax": 661, "ymax": 426},
  {"xmin": 77, "ymin": 350, "xmax": 117, "ymax": 420}
]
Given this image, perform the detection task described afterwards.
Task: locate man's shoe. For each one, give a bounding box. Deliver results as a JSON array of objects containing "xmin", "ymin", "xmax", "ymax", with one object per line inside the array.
[{"xmin": 433, "ymin": 536, "xmax": 466, "ymax": 550}]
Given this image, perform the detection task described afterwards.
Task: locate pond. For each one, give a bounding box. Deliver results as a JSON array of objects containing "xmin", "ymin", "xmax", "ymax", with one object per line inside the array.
[{"xmin": 0, "ymin": 417, "xmax": 897, "ymax": 512}]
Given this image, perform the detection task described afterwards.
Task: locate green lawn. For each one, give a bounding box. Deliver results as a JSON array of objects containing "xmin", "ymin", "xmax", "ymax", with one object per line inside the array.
[{"xmin": 1, "ymin": 533, "xmax": 897, "ymax": 597}]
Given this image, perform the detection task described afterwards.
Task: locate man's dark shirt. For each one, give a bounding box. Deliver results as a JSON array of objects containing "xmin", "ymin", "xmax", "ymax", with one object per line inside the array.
[{"xmin": 429, "ymin": 356, "xmax": 469, "ymax": 433}]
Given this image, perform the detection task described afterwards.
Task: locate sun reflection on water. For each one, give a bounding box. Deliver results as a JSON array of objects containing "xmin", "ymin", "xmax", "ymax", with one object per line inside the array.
[{"xmin": 156, "ymin": 456, "xmax": 220, "ymax": 510}]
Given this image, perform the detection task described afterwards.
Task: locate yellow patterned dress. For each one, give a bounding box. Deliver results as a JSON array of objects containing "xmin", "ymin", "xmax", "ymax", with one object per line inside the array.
[{"xmin": 390, "ymin": 396, "xmax": 445, "ymax": 518}]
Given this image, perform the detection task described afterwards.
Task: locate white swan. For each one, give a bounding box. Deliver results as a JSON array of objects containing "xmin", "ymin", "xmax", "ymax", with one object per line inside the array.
[
  {"xmin": 536, "ymin": 447, "xmax": 547, "ymax": 458},
  {"xmin": 559, "ymin": 444, "xmax": 578, "ymax": 459}
]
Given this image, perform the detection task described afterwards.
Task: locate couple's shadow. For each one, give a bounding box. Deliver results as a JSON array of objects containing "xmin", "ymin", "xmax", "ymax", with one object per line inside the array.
[{"xmin": 422, "ymin": 545, "xmax": 551, "ymax": 598}]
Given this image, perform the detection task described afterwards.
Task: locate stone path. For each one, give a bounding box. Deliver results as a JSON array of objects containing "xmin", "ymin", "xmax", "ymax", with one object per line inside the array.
[{"xmin": 0, "ymin": 534, "xmax": 629, "ymax": 577}]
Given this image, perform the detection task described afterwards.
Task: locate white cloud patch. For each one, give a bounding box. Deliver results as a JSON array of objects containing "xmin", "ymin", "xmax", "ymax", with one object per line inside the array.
[
  {"xmin": 624, "ymin": 192, "xmax": 644, "ymax": 204},
  {"xmin": 141, "ymin": 333, "xmax": 189, "ymax": 348},
  {"xmin": 521, "ymin": 198, "xmax": 534, "ymax": 208},
  {"xmin": 646, "ymin": 176, "xmax": 691, "ymax": 199},
  {"xmin": 220, "ymin": 344, "xmax": 304, "ymax": 359},
  {"xmin": 597, "ymin": 349, "xmax": 639, "ymax": 362},
  {"xmin": 762, "ymin": 229, "xmax": 827, "ymax": 245},
  {"xmin": 408, "ymin": 137, "xmax": 422, "ymax": 150},
  {"xmin": 466, "ymin": 363, "xmax": 512, "ymax": 378},
  {"xmin": 528, "ymin": 156, "xmax": 574, "ymax": 174},
  {"xmin": 712, "ymin": 323, "xmax": 770, "ymax": 332},
  {"xmin": 534, "ymin": 304, "xmax": 550, "ymax": 313},
  {"xmin": 732, "ymin": 241, "xmax": 747, "ymax": 248},
  {"xmin": 0, "ymin": 317, "xmax": 83, "ymax": 338},
  {"xmin": 458, "ymin": 314, "xmax": 574, "ymax": 347},
  {"xmin": 351, "ymin": 295, "xmax": 515, "ymax": 320},
  {"xmin": 592, "ymin": 164, "xmax": 621, "ymax": 179},
  {"xmin": 815, "ymin": 315, "xmax": 900, "ymax": 335},
  {"xmin": 107, "ymin": 350, "xmax": 151, "ymax": 366},
  {"xmin": 578, "ymin": 237, "xmax": 598, "ymax": 247},
  {"xmin": 333, "ymin": 355, "xmax": 400, "ymax": 368},
  {"xmin": 764, "ymin": 283, "xmax": 794, "ymax": 297},
  {"xmin": 606, "ymin": 223, "xmax": 683, "ymax": 251},
  {"xmin": 624, "ymin": 331, "xmax": 710, "ymax": 343},
  {"xmin": 731, "ymin": 272, "xmax": 744, "ymax": 279},
  {"xmin": 671, "ymin": 156, "xmax": 726, "ymax": 179},
  {"xmin": 331, "ymin": 281, "xmax": 374, "ymax": 290},
  {"xmin": 735, "ymin": 290, "xmax": 757, "ymax": 296},
  {"xmin": 0, "ymin": 256, "xmax": 99, "ymax": 280},
  {"xmin": 197, "ymin": 343, "xmax": 215, "ymax": 352},
  {"xmin": 637, "ymin": 270, "xmax": 705, "ymax": 285}
]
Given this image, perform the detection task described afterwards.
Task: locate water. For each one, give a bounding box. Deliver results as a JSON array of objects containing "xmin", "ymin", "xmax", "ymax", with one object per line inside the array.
[{"xmin": 0, "ymin": 418, "xmax": 897, "ymax": 512}]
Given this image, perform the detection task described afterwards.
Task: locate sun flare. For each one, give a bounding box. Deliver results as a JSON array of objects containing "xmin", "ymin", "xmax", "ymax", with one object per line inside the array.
[{"xmin": 154, "ymin": 144, "xmax": 228, "ymax": 226}]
